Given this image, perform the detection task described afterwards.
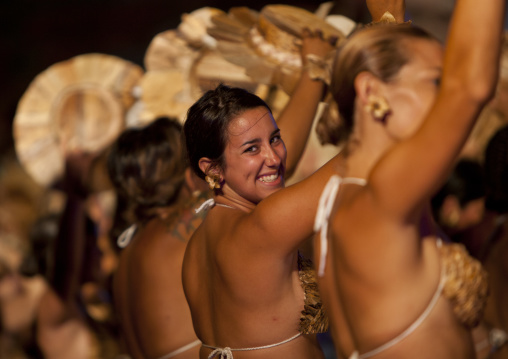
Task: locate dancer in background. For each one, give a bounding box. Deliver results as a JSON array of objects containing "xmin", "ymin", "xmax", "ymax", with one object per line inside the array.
[
  {"xmin": 459, "ymin": 126, "xmax": 508, "ymax": 357},
  {"xmin": 108, "ymin": 117, "xmax": 208, "ymax": 359}
]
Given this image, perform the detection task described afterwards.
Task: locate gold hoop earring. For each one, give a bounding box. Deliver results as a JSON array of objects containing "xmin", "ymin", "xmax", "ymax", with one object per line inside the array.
[
  {"xmin": 205, "ymin": 175, "xmax": 221, "ymax": 190},
  {"xmin": 365, "ymin": 95, "xmax": 391, "ymax": 123}
]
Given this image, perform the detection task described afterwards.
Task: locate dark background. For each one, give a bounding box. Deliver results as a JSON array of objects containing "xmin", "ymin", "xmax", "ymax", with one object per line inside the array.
[{"xmin": 1, "ymin": 0, "xmax": 457, "ymax": 159}]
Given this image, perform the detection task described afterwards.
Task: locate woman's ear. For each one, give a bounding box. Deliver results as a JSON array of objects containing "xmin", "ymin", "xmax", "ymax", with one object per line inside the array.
[
  {"xmin": 198, "ymin": 157, "xmax": 223, "ymax": 190},
  {"xmin": 354, "ymin": 71, "xmax": 381, "ymax": 106},
  {"xmin": 198, "ymin": 157, "xmax": 213, "ymax": 176},
  {"xmin": 355, "ymin": 72, "xmax": 391, "ymax": 123}
]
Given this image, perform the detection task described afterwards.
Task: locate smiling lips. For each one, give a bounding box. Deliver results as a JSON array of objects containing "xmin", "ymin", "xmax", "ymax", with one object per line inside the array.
[
  {"xmin": 258, "ymin": 167, "xmax": 284, "ymax": 184},
  {"xmin": 259, "ymin": 173, "xmax": 279, "ymax": 183}
]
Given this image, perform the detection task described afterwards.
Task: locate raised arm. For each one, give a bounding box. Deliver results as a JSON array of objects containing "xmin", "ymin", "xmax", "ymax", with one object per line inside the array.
[
  {"xmin": 370, "ymin": 0, "xmax": 505, "ymax": 218},
  {"xmin": 278, "ymin": 30, "xmax": 336, "ymax": 178},
  {"xmin": 51, "ymin": 153, "xmax": 93, "ymax": 304}
]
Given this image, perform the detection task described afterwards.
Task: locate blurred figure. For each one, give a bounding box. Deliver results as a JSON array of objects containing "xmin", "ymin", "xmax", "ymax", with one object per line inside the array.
[
  {"xmin": 35, "ymin": 152, "xmax": 120, "ymax": 359},
  {"xmin": 460, "ymin": 125, "xmax": 508, "ymax": 358},
  {"xmin": 108, "ymin": 117, "xmax": 208, "ymax": 359},
  {"xmin": 0, "ymin": 209, "xmax": 46, "ymax": 359},
  {"xmin": 431, "ymin": 159, "xmax": 486, "ymax": 243},
  {"xmin": 0, "ymin": 152, "xmax": 47, "ymax": 359}
]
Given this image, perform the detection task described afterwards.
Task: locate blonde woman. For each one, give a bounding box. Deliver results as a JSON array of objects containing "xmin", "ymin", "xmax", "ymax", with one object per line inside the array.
[{"xmin": 313, "ymin": 0, "xmax": 505, "ymax": 358}]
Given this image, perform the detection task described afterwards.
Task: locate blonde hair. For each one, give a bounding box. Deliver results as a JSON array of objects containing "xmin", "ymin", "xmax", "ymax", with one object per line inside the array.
[{"xmin": 330, "ymin": 24, "xmax": 436, "ymax": 143}]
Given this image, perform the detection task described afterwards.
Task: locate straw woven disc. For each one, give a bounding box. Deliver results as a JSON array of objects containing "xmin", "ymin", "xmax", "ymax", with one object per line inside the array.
[{"xmin": 13, "ymin": 53, "xmax": 143, "ymax": 187}]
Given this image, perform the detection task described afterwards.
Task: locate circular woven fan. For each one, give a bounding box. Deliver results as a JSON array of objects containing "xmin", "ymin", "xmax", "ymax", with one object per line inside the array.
[{"xmin": 13, "ymin": 53, "xmax": 143, "ymax": 187}]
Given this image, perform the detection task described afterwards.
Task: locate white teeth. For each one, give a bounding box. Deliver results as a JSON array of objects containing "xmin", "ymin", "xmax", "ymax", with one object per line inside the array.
[{"xmin": 259, "ymin": 174, "xmax": 278, "ymax": 183}]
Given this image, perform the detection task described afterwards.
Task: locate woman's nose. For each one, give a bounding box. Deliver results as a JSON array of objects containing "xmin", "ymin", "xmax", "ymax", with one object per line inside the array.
[{"xmin": 264, "ymin": 147, "xmax": 281, "ymax": 166}]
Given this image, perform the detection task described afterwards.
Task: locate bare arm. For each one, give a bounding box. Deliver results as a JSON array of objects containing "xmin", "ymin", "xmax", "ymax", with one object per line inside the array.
[
  {"xmin": 370, "ymin": 0, "xmax": 505, "ymax": 219},
  {"xmin": 230, "ymin": 152, "xmax": 342, "ymax": 256},
  {"xmin": 278, "ymin": 30, "xmax": 336, "ymax": 178}
]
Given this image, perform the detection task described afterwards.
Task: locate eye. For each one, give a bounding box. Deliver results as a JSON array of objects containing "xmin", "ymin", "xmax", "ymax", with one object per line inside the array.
[
  {"xmin": 243, "ymin": 145, "xmax": 258, "ymax": 153},
  {"xmin": 270, "ymin": 134, "xmax": 282, "ymax": 145},
  {"xmin": 433, "ymin": 77, "xmax": 441, "ymax": 87}
]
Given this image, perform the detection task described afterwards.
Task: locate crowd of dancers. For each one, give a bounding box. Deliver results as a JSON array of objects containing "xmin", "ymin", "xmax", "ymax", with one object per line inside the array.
[{"xmin": 1, "ymin": 0, "xmax": 507, "ymax": 358}]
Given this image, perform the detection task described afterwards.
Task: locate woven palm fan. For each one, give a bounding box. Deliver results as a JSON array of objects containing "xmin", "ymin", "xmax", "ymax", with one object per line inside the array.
[
  {"xmin": 140, "ymin": 8, "xmax": 221, "ymax": 125},
  {"xmin": 13, "ymin": 53, "xmax": 143, "ymax": 187},
  {"xmin": 140, "ymin": 7, "xmax": 270, "ymax": 124},
  {"xmin": 208, "ymin": 4, "xmax": 351, "ymax": 95},
  {"xmin": 136, "ymin": 29, "xmax": 196, "ymax": 125}
]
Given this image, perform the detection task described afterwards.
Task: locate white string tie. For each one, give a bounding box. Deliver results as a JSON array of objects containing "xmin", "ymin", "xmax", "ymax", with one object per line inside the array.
[
  {"xmin": 195, "ymin": 198, "xmax": 216, "ymax": 213},
  {"xmin": 157, "ymin": 339, "xmax": 201, "ymax": 359},
  {"xmin": 208, "ymin": 347, "xmax": 233, "ymax": 359},
  {"xmin": 204, "ymin": 333, "xmax": 301, "ymax": 358},
  {"xmin": 117, "ymin": 224, "xmax": 137, "ymax": 248}
]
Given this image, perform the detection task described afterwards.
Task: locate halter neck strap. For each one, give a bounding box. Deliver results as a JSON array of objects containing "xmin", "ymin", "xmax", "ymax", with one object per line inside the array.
[{"xmin": 314, "ymin": 175, "xmax": 366, "ymax": 277}]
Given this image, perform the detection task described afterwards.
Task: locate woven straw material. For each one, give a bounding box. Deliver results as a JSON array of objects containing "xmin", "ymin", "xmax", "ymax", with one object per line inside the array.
[
  {"xmin": 298, "ymin": 254, "xmax": 329, "ymax": 334},
  {"xmin": 13, "ymin": 53, "xmax": 143, "ymax": 187},
  {"xmin": 208, "ymin": 5, "xmax": 347, "ymax": 95},
  {"xmin": 441, "ymin": 242, "xmax": 489, "ymax": 329},
  {"xmin": 140, "ymin": 8, "xmax": 265, "ymax": 124},
  {"xmin": 258, "ymin": 5, "xmax": 345, "ymax": 55}
]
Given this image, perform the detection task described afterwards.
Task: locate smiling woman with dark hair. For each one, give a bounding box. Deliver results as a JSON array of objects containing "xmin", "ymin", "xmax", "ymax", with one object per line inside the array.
[{"xmin": 182, "ymin": 30, "xmax": 340, "ymax": 359}]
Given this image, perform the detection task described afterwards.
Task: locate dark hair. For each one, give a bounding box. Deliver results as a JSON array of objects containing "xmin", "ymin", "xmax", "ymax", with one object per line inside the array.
[
  {"xmin": 183, "ymin": 84, "xmax": 271, "ymax": 179},
  {"xmin": 484, "ymin": 125, "xmax": 508, "ymax": 213},
  {"xmin": 107, "ymin": 117, "xmax": 186, "ymax": 222},
  {"xmin": 330, "ymin": 24, "xmax": 436, "ymax": 143},
  {"xmin": 431, "ymin": 159, "xmax": 485, "ymax": 215},
  {"xmin": 22, "ymin": 214, "xmax": 60, "ymax": 279}
]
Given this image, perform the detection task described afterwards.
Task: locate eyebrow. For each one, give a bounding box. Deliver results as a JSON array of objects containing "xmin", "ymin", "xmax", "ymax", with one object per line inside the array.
[{"xmin": 240, "ymin": 129, "xmax": 280, "ymax": 148}]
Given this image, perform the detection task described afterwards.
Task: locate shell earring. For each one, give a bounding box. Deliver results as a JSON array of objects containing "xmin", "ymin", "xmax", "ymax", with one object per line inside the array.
[
  {"xmin": 205, "ymin": 174, "xmax": 221, "ymax": 190},
  {"xmin": 365, "ymin": 95, "xmax": 391, "ymax": 123}
]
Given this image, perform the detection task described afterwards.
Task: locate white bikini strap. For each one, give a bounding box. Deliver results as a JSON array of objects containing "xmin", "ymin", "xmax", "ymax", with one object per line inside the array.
[
  {"xmin": 157, "ymin": 339, "xmax": 202, "ymax": 359},
  {"xmin": 314, "ymin": 176, "xmax": 367, "ymax": 277},
  {"xmin": 117, "ymin": 224, "xmax": 137, "ymax": 248},
  {"xmin": 195, "ymin": 198, "xmax": 216, "ymax": 213},
  {"xmin": 357, "ymin": 240, "xmax": 446, "ymax": 359},
  {"xmin": 195, "ymin": 199, "xmax": 236, "ymax": 214},
  {"xmin": 314, "ymin": 175, "xmax": 341, "ymax": 277},
  {"xmin": 204, "ymin": 333, "xmax": 302, "ymax": 359}
]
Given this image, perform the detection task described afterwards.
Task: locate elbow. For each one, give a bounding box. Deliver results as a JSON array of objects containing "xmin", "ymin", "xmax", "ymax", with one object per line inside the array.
[
  {"xmin": 446, "ymin": 75, "xmax": 497, "ymax": 108},
  {"xmin": 468, "ymin": 80, "xmax": 497, "ymax": 106}
]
